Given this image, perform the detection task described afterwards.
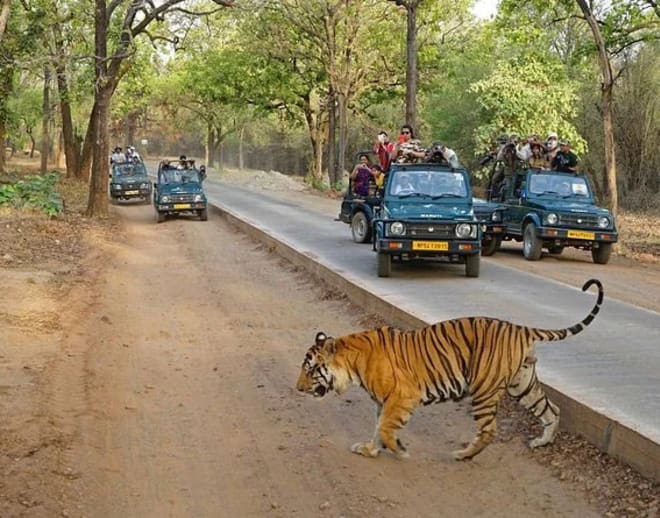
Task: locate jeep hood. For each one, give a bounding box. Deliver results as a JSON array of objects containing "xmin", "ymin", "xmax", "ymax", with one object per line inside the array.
[
  {"xmin": 113, "ymin": 175, "xmax": 149, "ymax": 184},
  {"xmin": 384, "ymin": 200, "xmax": 473, "ymax": 220},
  {"xmin": 527, "ymin": 199, "xmax": 611, "ymax": 215},
  {"xmin": 158, "ymin": 183, "xmax": 204, "ymax": 195}
]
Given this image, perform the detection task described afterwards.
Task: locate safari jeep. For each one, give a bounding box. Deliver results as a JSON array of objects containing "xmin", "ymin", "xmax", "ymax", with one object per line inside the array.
[
  {"xmin": 372, "ymin": 163, "xmax": 481, "ymax": 277},
  {"xmin": 153, "ymin": 161, "xmax": 208, "ymax": 223},
  {"xmin": 497, "ymin": 167, "xmax": 617, "ymax": 263},
  {"xmin": 109, "ymin": 161, "xmax": 151, "ymax": 203},
  {"xmin": 473, "ymin": 197, "xmax": 505, "ymax": 256}
]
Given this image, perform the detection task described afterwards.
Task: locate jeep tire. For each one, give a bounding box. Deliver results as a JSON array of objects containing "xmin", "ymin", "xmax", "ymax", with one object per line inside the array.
[
  {"xmin": 591, "ymin": 242, "xmax": 612, "ymax": 264},
  {"xmin": 481, "ymin": 236, "xmax": 501, "ymax": 257},
  {"xmin": 377, "ymin": 252, "xmax": 391, "ymax": 278},
  {"xmin": 351, "ymin": 211, "xmax": 372, "ymax": 243},
  {"xmin": 156, "ymin": 211, "xmax": 165, "ymax": 223},
  {"xmin": 465, "ymin": 254, "xmax": 480, "ymax": 277},
  {"xmin": 523, "ymin": 223, "xmax": 543, "ymax": 261},
  {"xmin": 200, "ymin": 208, "xmax": 208, "ymax": 221}
]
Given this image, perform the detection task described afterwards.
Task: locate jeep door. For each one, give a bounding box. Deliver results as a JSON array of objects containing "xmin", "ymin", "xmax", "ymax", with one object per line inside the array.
[{"xmin": 503, "ymin": 172, "xmax": 527, "ymax": 236}]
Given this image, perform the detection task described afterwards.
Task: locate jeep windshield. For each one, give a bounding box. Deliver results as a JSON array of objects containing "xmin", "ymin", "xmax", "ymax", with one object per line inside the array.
[
  {"xmin": 113, "ymin": 163, "xmax": 147, "ymax": 177},
  {"xmin": 388, "ymin": 169, "xmax": 468, "ymax": 199},
  {"xmin": 159, "ymin": 168, "xmax": 202, "ymax": 184},
  {"xmin": 528, "ymin": 173, "xmax": 592, "ymax": 200}
]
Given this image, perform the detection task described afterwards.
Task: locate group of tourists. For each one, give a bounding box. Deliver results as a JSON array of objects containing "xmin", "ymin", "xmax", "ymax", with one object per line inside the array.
[
  {"xmin": 486, "ymin": 132, "xmax": 580, "ymax": 200},
  {"xmin": 110, "ymin": 146, "xmax": 141, "ymax": 164},
  {"xmin": 350, "ymin": 124, "xmax": 461, "ymax": 197}
]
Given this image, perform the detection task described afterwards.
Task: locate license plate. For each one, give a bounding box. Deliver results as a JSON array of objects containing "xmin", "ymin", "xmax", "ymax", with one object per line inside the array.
[
  {"xmin": 567, "ymin": 230, "xmax": 595, "ymax": 240},
  {"xmin": 174, "ymin": 203, "xmax": 191, "ymax": 209},
  {"xmin": 412, "ymin": 241, "xmax": 449, "ymax": 251},
  {"xmin": 124, "ymin": 190, "xmax": 139, "ymax": 195}
]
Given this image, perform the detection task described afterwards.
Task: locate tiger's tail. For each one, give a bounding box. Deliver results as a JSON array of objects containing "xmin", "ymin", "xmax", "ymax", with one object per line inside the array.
[{"xmin": 533, "ymin": 278, "xmax": 603, "ymax": 342}]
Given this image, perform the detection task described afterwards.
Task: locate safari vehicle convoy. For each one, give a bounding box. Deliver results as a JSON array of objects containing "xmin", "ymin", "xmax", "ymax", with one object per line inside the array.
[
  {"xmin": 109, "ymin": 161, "xmax": 152, "ymax": 204},
  {"xmin": 347, "ymin": 162, "xmax": 482, "ymax": 278},
  {"xmin": 153, "ymin": 159, "xmax": 209, "ymax": 223},
  {"xmin": 484, "ymin": 167, "xmax": 618, "ymax": 264}
]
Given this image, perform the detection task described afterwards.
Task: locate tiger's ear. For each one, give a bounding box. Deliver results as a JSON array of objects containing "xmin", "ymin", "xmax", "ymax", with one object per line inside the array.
[{"xmin": 315, "ymin": 331, "xmax": 328, "ymax": 346}]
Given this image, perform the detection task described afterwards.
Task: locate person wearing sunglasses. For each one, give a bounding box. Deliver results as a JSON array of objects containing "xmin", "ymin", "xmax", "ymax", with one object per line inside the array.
[{"xmin": 394, "ymin": 125, "xmax": 425, "ymax": 164}]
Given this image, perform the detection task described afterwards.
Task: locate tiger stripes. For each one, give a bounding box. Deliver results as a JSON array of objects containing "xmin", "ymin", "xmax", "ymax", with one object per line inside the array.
[{"xmin": 296, "ymin": 279, "xmax": 603, "ymax": 460}]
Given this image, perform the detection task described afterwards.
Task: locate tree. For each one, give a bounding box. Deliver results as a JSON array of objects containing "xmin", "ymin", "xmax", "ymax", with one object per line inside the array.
[
  {"xmin": 85, "ymin": 0, "xmax": 234, "ymax": 217},
  {"xmin": 0, "ymin": 0, "xmax": 11, "ymax": 45}
]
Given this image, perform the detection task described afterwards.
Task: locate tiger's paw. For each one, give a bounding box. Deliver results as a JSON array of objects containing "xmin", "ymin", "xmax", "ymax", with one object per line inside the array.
[
  {"xmin": 451, "ymin": 448, "xmax": 474, "ymax": 461},
  {"xmin": 351, "ymin": 441, "xmax": 380, "ymax": 458}
]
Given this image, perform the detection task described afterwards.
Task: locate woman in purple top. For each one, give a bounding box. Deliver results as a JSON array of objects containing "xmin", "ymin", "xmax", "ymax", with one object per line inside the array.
[{"xmin": 350, "ymin": 153, "xmax": 374, "ymax": 196}]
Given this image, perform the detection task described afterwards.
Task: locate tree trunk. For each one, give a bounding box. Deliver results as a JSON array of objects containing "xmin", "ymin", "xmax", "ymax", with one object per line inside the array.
[
  {"xmin": 0, "ymin": 0, "xmax": 11, "ymax": 46},
  {"xmin": 0, "ymin": 69, "xmax": 10, "ymax": 172},
  {"xmin": 238, "ymin": 126, "xmax": 244, "ymax": 170},
  {"xmin": 327, "ymin": 88, "xmax": 336, "ymax": 185},
  {"xmin": 86, "ymin": 0, "xmax": 109, "ymax": 217},
  {"xmin": 404, "ymin": 1, "xmax": 418, "ymax": 129},
  {"xmin": 576, "ymin": 0, "xmax": 618, "ymax": 215},
  {"xmin": 336, "ymin": 92, "xmax": 347, "ymax": 187},
  {"xmin": 40, "ymin": 65, "xmax": 50, "ymax": 174}
]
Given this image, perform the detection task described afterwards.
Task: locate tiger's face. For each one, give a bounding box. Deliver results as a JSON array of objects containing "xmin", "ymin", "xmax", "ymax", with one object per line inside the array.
[{"xmin": 296, "ymin": 332, "xmax": 335, "ymax": 398}]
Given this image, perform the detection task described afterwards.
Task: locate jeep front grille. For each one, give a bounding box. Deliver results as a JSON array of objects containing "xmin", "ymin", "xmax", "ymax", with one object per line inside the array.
[
  {"xmin": 559, "ymin": 213, "xmax": 599, "ymax": 228},
  {"xmin": 407, "ymin": 223, "xmax": 454, "ymax": 238},
  {"xmin": 170, "ymin": 194, "xmax": 194, "ymax": 203}
]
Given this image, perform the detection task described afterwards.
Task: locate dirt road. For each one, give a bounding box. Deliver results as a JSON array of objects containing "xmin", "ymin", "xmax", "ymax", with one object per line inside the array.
[{"xmin": 1, "ymin": 204, "xmax": 657, "ymax": 517}]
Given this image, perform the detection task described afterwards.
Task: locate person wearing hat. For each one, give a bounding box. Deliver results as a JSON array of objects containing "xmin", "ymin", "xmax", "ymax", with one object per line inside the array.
[{"xmin": 551, "ymin": 140, "xmax": 579, "ymax": 172}]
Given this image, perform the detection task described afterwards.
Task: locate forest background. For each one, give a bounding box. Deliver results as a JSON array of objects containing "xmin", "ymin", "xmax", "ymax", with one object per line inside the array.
[{"xmin": 0, "ymin": 0, "xmax": 658, "ymax": 216}]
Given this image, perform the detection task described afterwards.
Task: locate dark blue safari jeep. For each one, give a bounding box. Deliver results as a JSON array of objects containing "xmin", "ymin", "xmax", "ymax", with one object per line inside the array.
[
  {"xmin": 338, "ymin": 179, "xmax": 381, "ymax": 243},
  {"xmin": 496, "ymin": 167, "xmax": 617, "ymax": 263},
  {"xmin": 153, "ymin": 160, "xmax": 208, "ymax": 223},
  {"xmin": 109, "ymin": 161, "xmax": 151, "ymax": 203},
  {"xmin": 473, "ymin": 197, "xmax": 505, "ymax": 256},
  {"xmin": 372, "ymin": 163, "xmax": 481, "ymax": 277}
]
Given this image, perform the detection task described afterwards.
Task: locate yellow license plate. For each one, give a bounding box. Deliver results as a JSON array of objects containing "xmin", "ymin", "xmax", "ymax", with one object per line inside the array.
[
  {"xmin": 125, "ymin": 190, "xmax": 139, "ymax": 195},
  {"xmin": 412, "ymin": 241, "xmax": 449, "ymax": 251},
  {"xmin": 174, "ymin": 203, "xmax": 191, "ymax": 209},
  {"xmin": 567, "ymin": 230, "xmax": 595, "ymax": 240}
]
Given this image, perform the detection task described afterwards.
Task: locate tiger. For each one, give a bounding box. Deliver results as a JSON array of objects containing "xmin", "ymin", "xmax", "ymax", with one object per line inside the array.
[{"xmin": 296, "ymin": 278, "xmax": 603, "ymax": 460}]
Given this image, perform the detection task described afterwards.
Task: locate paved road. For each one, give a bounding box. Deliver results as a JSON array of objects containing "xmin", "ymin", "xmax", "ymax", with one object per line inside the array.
[{"xmin": 202, "ymin": 179, "xmax": 660, "ymax": 447}]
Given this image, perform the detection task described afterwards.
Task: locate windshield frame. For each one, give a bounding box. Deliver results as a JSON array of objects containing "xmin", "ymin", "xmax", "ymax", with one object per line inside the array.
[
  {"xmin": 387, "ymin": 168, "xmax": 470, "ymax": 199},
  {"xmin": 527, "ymin": 172, "xmax": 593, "ymax": 201}
]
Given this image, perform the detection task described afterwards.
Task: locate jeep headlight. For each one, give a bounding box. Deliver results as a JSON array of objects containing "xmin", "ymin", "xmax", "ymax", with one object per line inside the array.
[
  {"xmin": 112, "ymin": 183, "xmax": 121, "ymax": 190},
  {"xmin": 491, "ymin": 211, "xmax": 502, "ymax": 223},
  {"xmin": 389, "ymin": 222, "xmax": 406, "ymax": 236},
  {"xmin": 598, "ymin": 216, "xmax": 610, "ymax": 229},
  {"xmin": 160, "ymin": 195, "xmax": 170, "ymax": 203},
  {"xmin": 140, "ymin": 183, "xmax": 149, "ymax": 189},
  {"xmin": 545, "ymin": 212, "xmax": 558, "ymax": 225},
  {"xmin": 194, "ymin": 194, "xmax": 204, "ymax": 202},
  {"xmin": 456, "ymin": 223, "xmax": 476, "ymax": 238}
]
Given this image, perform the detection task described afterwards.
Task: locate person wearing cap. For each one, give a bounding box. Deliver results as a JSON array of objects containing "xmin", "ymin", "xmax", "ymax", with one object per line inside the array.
[{"xmin": 551, "ymin": 141, "xmax": 579, "ymax": 172}]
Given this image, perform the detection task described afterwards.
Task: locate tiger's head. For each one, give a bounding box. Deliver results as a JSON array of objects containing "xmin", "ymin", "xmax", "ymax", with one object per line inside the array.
[{"xmin": 296, "ymin": 332, "xmax": 337, "ymax": 398}]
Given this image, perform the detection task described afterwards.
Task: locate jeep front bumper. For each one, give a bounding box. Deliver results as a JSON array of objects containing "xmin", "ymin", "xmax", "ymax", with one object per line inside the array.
[
  {"xmin": 157, "ymin": 202, "xmax": 207, "ymax": 212},
  {"xmin": 376, "ymin": 238, "xmax": 480, "ymax": 255},
  {"xmin": 535, "ymin": 226, "xmax": 618, "ymax": 244}
]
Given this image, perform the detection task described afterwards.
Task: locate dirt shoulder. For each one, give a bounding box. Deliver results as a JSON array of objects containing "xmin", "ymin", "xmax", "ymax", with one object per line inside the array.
[{"xmin": 2, "ymin": 199, "xmax": 658, "ymax": 516}]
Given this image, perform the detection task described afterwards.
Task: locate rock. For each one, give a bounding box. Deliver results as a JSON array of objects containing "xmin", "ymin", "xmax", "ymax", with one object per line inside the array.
[{"xmin": 319, "ymin": 501, "xmax": 330, "ymax": 510}]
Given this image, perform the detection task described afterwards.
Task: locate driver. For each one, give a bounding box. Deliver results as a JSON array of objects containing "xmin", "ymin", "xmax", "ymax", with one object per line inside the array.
[{"xmin": 394, "ymin": 174, "xmax": 415, "ymax": 194}]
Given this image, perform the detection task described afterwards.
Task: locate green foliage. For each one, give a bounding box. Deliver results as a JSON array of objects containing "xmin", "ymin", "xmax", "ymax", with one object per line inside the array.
[
  {"xmin": 469, "ymin": 58, "xmax": 586, "ymax": 156},
  {"xmin": 0, "ymin": 172, "xmax": 63, "ymax": 217}
]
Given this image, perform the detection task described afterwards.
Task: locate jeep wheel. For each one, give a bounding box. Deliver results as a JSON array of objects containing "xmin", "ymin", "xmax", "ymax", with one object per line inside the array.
[
  {"xmin": 523, "ymin": 223, "xmax": 542, "ymax": 261},
  {"xmin": 548, "ymin": 245, "xmax": 564, "ymax": 255},
  {"xmin": 200, "ymin": 208, "xmax": 208, "ymax": 221},
  {"xmin": 481, "ymin": 236, "xmax": 501, "ymax": 257},
  {"xmin": 156, "ymin": 211, "xmax": 165, "ymax": 224},
  {"xmin": 591, "ymin": 243, "xmax": 612, "ymax": 264},
  {"xmin": 377, "ymin": 252, "xmax": 391, "ymax": 278},
  {"xmin": 465, "ymin": 254, "xmax": 480, "ymax": 277},
  {"xmin": 351, "ymin": 211, "xmax": 372, "ymax": 243}
]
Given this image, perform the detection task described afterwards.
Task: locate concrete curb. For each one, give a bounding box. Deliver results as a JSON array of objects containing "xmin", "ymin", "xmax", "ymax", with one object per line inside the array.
[{"xmin": 209, "ymin": 203, "xmax": 660, "ymax": 483}]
